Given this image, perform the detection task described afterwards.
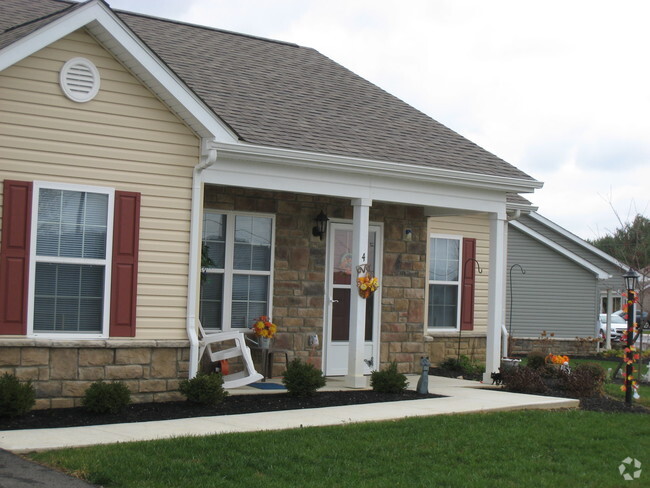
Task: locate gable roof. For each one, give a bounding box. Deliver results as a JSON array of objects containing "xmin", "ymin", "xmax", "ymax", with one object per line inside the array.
[
  {"xmin": 509, "ymin": 219, "xmax": 611, "ymax": 280},
  {"xmin": 509, "ymin": 212, "xmax": 628, "ymax": 287},
  {"xmin": 1, "ymin": 0, "xmax": 541, "ymax": 186}
]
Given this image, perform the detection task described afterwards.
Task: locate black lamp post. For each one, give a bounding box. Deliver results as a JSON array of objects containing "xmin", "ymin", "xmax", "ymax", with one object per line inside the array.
[{"xmin": 623, "ymin": 267, "xmax": 640, "ymax": 405}]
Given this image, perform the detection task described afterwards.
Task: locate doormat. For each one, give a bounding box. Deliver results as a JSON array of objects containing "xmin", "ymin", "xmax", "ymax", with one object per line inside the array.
[{"xmin": 250, "ymin": 382, "xmax": 286, "ymax": 390}]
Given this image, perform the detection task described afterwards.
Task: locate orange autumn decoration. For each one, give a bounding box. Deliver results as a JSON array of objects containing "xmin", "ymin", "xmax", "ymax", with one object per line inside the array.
[{"xmin": 251, "ymin": 316, "xmax": 277, "ymax": 339}]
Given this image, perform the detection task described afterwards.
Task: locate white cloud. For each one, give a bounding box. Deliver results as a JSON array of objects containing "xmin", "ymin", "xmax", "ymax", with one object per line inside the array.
[{"xmin": 104, "ymin": 0, "xmax": 650, "ymax": 240}]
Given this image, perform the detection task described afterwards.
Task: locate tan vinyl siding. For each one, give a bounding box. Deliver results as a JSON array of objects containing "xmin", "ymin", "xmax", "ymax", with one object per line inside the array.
[
  {"xmin": 0, "ymin": 29, "xmax": 199, "ymax": 340},
  {"xmin": 427, "ymin": 214, "xmax": 490, "ymax": 332}
]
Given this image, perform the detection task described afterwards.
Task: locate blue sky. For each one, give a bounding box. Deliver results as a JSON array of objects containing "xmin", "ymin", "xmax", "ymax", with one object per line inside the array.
[{"xmin": 101, "ymin": 0, "xmax": 650, "ymax": 240}]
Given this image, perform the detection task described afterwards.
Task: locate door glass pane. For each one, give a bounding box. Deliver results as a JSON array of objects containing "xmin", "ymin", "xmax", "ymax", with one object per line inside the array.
[
  {"xmin": 34, "ymin": 263, "xmax": 104, "ymax": 333},
  {"xmin": 332, "ymin": 288, "xmax": 350, "ymax": 341},
  {"xmin": 333, "ymin": 229, "xmax": 353, "ymax": 285},
  {"xmin": 331, "ymin": 227, "xmax": 377, "ymax": 341}
]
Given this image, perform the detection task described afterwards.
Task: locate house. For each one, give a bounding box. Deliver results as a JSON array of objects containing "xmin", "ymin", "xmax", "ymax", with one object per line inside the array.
[
  {"xmin": 0, "ymin": 0, "xmax": 542, "ymax": 408},
  {"xmin": 505, "ymin": 211, "xmax": 627, "ymax": 355}
]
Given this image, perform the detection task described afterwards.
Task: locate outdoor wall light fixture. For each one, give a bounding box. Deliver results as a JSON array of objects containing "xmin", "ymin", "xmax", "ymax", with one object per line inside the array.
[
  {"xmin": 622, "ymin": 267, "xmax": 639, "ymax": 406},
  {"xmin": 312, "ymin": 210, "xmax": 329, "ymax": 240}
]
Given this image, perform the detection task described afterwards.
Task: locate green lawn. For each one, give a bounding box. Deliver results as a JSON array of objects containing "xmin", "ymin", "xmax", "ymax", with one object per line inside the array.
[{"xmin": 31, "ymin": 410, "xmax": 650, "ymax": 488}]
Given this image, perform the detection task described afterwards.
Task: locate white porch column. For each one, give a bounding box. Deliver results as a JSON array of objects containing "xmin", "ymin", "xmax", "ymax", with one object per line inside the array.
[
  {"xmin": 484, "ymin": 212, "xmax": 507, "ymax": 382},
  {"xmin": 347, "ymin": 198, "xmax": 372, "ymax": 388}
]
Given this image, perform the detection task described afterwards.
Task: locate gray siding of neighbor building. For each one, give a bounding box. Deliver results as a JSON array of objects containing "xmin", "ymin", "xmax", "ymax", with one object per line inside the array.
[
  {"xmin": 518, "ymin": 215, "xmax": 626, "ymax": 295},
  {"xmin": 506, "ymin": 227, "xmax": 600, "ymax": 339}
]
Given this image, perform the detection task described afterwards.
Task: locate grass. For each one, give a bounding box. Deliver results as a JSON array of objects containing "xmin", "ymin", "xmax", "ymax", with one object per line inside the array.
[
  {"xmin": 31, "ymin": 410, "xmax": 650, "ymax": 488},
  {"xmin": 604, "ymin": 382, "xmax": 650, "ymax": 407}
]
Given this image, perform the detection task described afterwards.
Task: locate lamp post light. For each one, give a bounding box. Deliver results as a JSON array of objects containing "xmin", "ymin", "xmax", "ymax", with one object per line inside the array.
[{"xmin": 623, "ymin": 268, "xmax": 640, "ymax": 405}]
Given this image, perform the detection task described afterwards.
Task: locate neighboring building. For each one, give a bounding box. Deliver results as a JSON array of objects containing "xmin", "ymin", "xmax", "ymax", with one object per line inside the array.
[
  {"xmin": 0, "ymin": 0, "xmax": 542, "ymax": 408},
  {"xmin": 506, "ymin": 212, "xmax": 627, "ymax": 355}
]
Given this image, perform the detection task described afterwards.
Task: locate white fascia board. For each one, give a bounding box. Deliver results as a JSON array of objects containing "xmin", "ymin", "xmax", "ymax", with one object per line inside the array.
[
  {"xmin": 207, "ymin": 151, "xmax": 507, "ymax": 214},
  {"xmin": 510, "ymin": 220, "xmax": 611, "ymax": 280},
  {"xmin": 528, "ymin": 212, "xmax": 627, "ymax": 270},
  {"xmin": 0, "ymin": 0, "xmax": 235, "ymax": 142},
  {"xmin": 214, "ymin": 142, "xmax": 544, "ymax": 194}
]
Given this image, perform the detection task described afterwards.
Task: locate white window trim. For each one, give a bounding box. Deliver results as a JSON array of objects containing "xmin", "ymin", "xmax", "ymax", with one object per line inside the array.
[
  {"xmin": 202, "ymin": 209, "xmax": 275, "ymax": 332},
  {"xmin": 426, "ymin": 233, "xmax": 463, "ymax": 332},
  {"xmin": 27, "ymin": 181, "xmax": 115, "ymax": 339}
]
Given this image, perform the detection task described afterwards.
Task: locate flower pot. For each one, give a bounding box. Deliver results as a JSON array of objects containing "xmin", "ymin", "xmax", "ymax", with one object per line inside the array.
[{"xmin": 259, "ymin": 337, "xmax": 272, "ymax": 349}]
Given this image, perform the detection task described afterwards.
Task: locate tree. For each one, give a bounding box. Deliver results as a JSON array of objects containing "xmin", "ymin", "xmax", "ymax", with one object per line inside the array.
[
  {"xmin": 590, "ymin": 214, "xmax": 650, "ymax": 315},
  {"xmin": 590, "ymin": 214, "xmax": 650, "ymax": 269}
]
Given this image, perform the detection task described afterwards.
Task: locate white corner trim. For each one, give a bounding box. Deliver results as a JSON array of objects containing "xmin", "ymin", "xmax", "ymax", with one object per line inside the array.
[
  {"xmin": 510, "ymin": 220, "xmax": 611, "ymax": 280},
  {"xmin": 528, "ymin": 212, "xmax": 627, "ymax": 270},
  {"xmin": 0, "ymin": 0, "xmax": 236, "ymax": 142}
]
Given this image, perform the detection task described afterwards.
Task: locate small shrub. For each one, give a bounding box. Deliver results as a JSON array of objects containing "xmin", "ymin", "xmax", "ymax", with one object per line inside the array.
[
  {"xmin": 282, "ymin": 359, "xmax": 326, "ymax": 397},
  {"xmin": 439, "ymin": 355, "xmax": 485, "ymax": 378},
  {"xmin": 561, "ymin": 362, "xmax": 606, "ymax": 398},
  {"xmin": 179, "ymin": 373, "xmax": 228, "ymax": 406},
  {"xmin": 501, "ymin": 366, "xmax": 548, "ymax": 394},
  {"xmin": 0, "ymin": 373, "xmax": 35, "ymax": 417},
  {"xmin": 370, "ymin": 362, "xmax": 408, "ymax": 394},
  {"xmin": 82, "ymin": 381, "xmax": 131, "ymax": 414},
  {"xmin": 526, "ymin": 350, "xmax": 546, "ymax": 370}
]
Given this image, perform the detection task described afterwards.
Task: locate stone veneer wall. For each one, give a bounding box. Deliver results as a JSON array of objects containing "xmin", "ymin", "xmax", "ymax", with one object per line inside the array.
[
  {"xmin": 509, "ymin": 337, "xmax": 599, "ymax": 357},
  {"xmin": 424, "ymin": 333, "xmax": 487, "ymax": 365},
  {"xmin": 204, "ymin": 186, "xmax": 428, "ymax": 375},
  {"xmin": 0, "ymin": 340, "xmax": 188, "ymax": 409}
]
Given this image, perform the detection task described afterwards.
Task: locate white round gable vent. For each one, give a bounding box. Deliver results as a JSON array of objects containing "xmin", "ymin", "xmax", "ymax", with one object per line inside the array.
[{"xmin": 60, "ymin": 57, "xmax": 100, "ymax": 103}]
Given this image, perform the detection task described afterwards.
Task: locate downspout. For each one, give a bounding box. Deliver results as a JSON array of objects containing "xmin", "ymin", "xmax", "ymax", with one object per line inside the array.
[{"xmin": 187, "ymin": 139, "xmax": 218, "ymax": 378}]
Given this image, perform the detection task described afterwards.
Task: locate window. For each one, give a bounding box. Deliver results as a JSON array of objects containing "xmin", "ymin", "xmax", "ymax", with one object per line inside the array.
[
  {"xmin": 28, "ymin": 183, "xmax": 114, "ymax": 336},
  {"xmin": 200, "ymin": 211, "xmax": 274, "ymax": 330},
  {"xmin": 427, "ymin": 236, "xmax": 461, "ymax": 329}
]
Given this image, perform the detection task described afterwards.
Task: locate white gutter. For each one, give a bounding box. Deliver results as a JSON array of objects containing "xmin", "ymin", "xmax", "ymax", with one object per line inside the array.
[
  {"xmin": 214, "ymin": 142, "xmax": 544, "ymax": 194},
  {"xmin": 186, "ymin": 139, "xmax": 218, "ymax": 378}
]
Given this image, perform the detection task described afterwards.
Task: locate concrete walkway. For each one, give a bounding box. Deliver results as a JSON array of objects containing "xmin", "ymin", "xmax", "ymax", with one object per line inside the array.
[{"xmin": 0, "ymin": 376, "xmax": 578, "ymax": 454}]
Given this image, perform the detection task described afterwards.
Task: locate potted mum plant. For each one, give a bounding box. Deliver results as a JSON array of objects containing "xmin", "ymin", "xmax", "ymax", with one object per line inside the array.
[{"xmin": 251, "ymin": 316, "xmax": 277, "ymax": 348}]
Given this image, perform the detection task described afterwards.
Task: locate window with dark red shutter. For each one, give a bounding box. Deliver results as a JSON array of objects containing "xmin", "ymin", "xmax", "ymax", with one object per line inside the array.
[
  {"xmin": 0, "ymin": 181, "xmax": 140, "ymax": 338},
  {"xmin": 460, "ymin": 238, "xmax": 477, "ymax": 331},
  {"xmin": 0, "ymin": 180, "xmax": 32, "ymax": 335},
  {"xmin": 109, "ymin": 191, "xmax": 140, "ymax": 337}
]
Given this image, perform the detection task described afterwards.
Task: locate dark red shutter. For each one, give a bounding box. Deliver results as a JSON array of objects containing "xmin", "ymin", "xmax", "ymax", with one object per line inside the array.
[
  {"xmin": 460, "ymin": 238, "xmax": 477, "ymax": 331},
  {"xmin": 109, "ymin": 191, "xmax": 140, "ymax": 337},
  {"xmin": 0, "ymin": 180, "xmax": 32, "ymax": 335}
]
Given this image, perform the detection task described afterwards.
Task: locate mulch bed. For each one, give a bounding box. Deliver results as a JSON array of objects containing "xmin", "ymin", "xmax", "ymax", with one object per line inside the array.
[{"xmin": 0, "ymin": 390, "xmax": 442, "ymax": 431}]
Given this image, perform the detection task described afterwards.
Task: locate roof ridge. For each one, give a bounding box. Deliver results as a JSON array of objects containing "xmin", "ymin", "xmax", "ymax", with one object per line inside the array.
[{"xmin": 112, "ymin": 6, "xmax": 300, "ymax": 49}]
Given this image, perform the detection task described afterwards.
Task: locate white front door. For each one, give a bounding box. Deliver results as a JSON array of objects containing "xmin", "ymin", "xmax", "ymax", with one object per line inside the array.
[{"xmin": 324, "ymin": 223, "xmax": 381, "ymax": 376}]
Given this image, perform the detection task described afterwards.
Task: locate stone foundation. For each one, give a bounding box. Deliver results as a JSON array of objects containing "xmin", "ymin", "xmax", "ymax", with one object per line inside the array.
[
  {"xmin": 0, "ymin": 340, "xmax": 189, "ymax": 409},
  {"xmin": 508, "ymin": 337, "xmax": 599, "ymax": 357},
  {"xmin": 424, "ymin": 332, "xmax": 487, "ymax": 365}
]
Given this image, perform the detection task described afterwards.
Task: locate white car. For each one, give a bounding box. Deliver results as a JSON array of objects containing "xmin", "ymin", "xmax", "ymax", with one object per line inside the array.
[{"xmin": 599, "ymin": 314, "xmax": 629, "ymax": 342}]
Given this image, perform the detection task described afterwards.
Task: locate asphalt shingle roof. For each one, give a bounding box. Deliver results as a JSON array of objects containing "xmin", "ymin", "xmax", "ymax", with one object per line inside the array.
[{"xmin": 1, "ymin": 0, "xmax": 537, "ymax": 182}]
